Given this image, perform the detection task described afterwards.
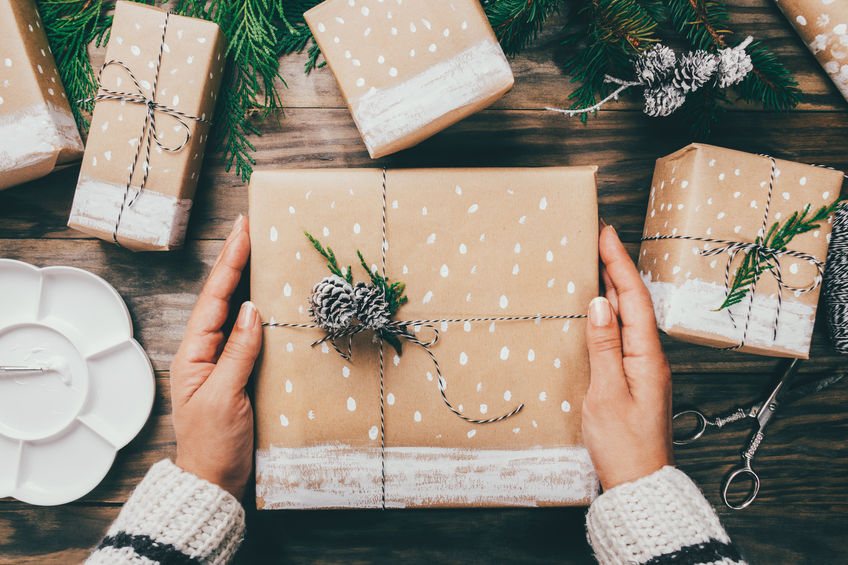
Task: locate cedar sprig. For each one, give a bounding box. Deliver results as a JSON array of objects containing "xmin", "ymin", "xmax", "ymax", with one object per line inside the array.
[
  {"xmin": 718, "ymin": 201, "xmax": 842, "ymax": 310},
  {"xmin": 305, "ymin": 231, "xmax": 353, "ymax": 284},
  {"xmin": 356, "ymin": 250, "xmax": 409, "ymax": 316}
]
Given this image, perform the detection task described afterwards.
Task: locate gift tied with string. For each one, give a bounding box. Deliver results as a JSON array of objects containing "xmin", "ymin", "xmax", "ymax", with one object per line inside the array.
[
  {"xmin": 249, "ymin": 168, "xmax": 601, "ymax": 509},
  {"xmin": 637, "ymin": 143, "xmax": 844, "ymax": 359},
  {"xmin": 67, "ymin": 1, "xmax": 226, "ymax": 251}
]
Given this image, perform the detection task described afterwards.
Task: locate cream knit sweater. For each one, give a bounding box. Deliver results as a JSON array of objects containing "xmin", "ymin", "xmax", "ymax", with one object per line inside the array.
[{"xmin": 88, "ymin": 461, "xmax": 745, "ymax": 564}]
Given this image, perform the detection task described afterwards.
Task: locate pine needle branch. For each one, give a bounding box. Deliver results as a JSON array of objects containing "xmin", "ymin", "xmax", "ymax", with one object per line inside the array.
[
  {"xmin": 305, "ymin": 231, "xmax": 352, "ymax": 283},
  {"xmin": 485, "ymin": 0, "xmax": 562, "ymax": 56}
]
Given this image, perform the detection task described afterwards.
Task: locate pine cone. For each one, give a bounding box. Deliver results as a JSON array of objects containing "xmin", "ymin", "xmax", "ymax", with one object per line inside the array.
[
  {"xmin": 354, "ymin": 282, "xmax": 391, "ymax": 330},
  {"xmin": 672, "ymin": 50, "xmax": 719, "ymax": 94},
  {"xmin": 643, "ymin": 84, "xmax": 686, "ymax": 117},
  {"xmin": 634, "ymin": 44, "xmax": 677, "ymax": 87},
  {"xmin": 717, "ymin": 44, "xmax": 753, "ymax": 88},
  {"xmin": 308, "ymin": 275, "xmax": 357, "ymax": 331}
]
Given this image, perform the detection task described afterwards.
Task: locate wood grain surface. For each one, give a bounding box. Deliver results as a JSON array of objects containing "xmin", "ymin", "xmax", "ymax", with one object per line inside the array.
[{"xmin": 1, "ymin": 2, "xmax": 847, "ymax": 564}]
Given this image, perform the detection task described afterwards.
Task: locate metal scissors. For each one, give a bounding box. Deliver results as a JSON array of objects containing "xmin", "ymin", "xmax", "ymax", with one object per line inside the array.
[{"xmin": 672, "ymin": 359, "xmax": 845, "ymax": 510}]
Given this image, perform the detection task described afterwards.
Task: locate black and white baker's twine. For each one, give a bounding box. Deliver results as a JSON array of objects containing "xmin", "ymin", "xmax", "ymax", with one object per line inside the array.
[
  {"xmin": 264, "ymin": 168, "xmax": 587, "ymax": 509},
  {"xmin": 80, "ymin": 12, "xmax": 210, "ymax": 247},
  {"xmin": 642, "ymin": 156, "xmax": 833, "ymax": 350},
  {"xmin": 824, "ymin": 202, "xmax": 848, "ymax": 353}
]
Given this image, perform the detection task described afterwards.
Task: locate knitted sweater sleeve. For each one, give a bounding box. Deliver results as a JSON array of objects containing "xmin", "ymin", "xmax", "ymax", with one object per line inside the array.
[
  {"xmin": 586, "ymin": 466, "xmax": 746, "ymax": 565},
  {"xmin": 86, "ymin": 459, "xmax": 246, "ymax": 565}
]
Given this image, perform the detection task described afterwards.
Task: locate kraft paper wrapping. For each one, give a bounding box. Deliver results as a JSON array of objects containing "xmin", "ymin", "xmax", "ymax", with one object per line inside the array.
[
  {"xmin": 304, "ymin": 0, "xmax": 514, "ymax": 159},
  {"xmin": 638, "ymin": 144, "xmax": 843, "ymax": 358},
  {"xmin": 0, "ymin": 0, "xmax": 83, "ymax": 190},
  {"xmin": 775, "ymin": 0, "xmax": 848, "ymax": 103},
  {"xmin": 250, "ymin": 168, "xmax": 600, "ymax": 509},
  {"xmin": 67, "ymin": 1, "xmax": 226, "ymax": 251}
]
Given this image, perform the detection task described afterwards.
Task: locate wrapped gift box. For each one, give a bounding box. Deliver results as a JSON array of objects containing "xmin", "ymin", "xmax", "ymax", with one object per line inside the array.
[
  {"xmin": 250, "ymin": 167, "xmax": 599, "ymax": 508},
  {"xmin": 775, "ymin": 0, "xmax": 848, "ymax": 102},
  {"xmin": 0, "ymin": 0, "xmax": 83, "ymax": 190},
  {"xmin": 67, "ymin": 1, "xmax": 225, "ymax": 251},
  {"xmin": 304, "ymin": 0, "xmax": 514, "ymax": 158},
  {"xmin": 638, "ymin": 143, "xmax": 843, "ymax": 358}
]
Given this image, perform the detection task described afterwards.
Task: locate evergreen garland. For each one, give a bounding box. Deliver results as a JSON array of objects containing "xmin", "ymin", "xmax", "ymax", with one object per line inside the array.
[
  {"xmin": 562, "ymin": 0, "xmax": 801, "ymax": 137},
  {"xmin": 37, "ymin": 0, "xmax": 801, "ymax": 179}
]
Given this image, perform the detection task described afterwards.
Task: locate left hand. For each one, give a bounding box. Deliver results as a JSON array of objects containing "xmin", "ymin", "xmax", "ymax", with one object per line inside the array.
[{"xmin": 170, "ymin": 215, "xmax": 260, "ymax": 500}]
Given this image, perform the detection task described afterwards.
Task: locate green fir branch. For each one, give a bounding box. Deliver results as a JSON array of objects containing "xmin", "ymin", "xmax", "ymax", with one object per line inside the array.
[
  {"xmin": 718, "ymin": 201, "xmax": 841, "ymax": 310},
  {"xmin": 356, "ymin": 250, "xmax": 408, "ymax": 315},
  {"xmin": 562, "ymin": 0, "xmax": 661, "ymax": 119},
  {"xmin": 663, "ymin": 0, "xmax": 801, "ymax": 113},
  {"xmin": 486, "ymin": 0, "xmax": 562, "ymax": 56},
  {"xmin": 276, "ymin": 0, "xmax": 325, "ymax": 72}
]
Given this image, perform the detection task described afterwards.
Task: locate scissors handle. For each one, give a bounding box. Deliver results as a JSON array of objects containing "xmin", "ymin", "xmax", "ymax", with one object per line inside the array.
[
  {"xmin": 672, "ymin": 407, "xmax": 749, "ymax": 446},
  {"xmin": 722, "ymin": 464, "xmax": 761, "ymax": 510}
]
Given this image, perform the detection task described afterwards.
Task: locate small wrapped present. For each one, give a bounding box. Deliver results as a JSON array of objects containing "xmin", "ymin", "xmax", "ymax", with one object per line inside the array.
[
  {"xmin": 638, "ymin": 143, "xmax": 843, "ymax": 358},
  {"xmin": 774, "ymin": 0, "xmax": 848, "ymax": 102},
  {"xmin": 67, "ymin": 1, "xmax": 226, "ymax": 251},
  {"xmin": 304, "ymin": 0, "xmax": 514, "ymax": 158},
  {"xmin": 0, "ymin": 0, "xmax": 83, "ymax": 190},
  {"xmin": 250, "ymin": 167, "xmax": 599, "ymax": 509}
]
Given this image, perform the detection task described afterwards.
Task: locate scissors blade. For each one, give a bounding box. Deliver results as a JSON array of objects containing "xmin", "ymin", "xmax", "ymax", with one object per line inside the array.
[
  {"xmin": 755, "ymin": 359, "xmax": 802, "ymax": 429},
  {"xmin": 781, "ymin": 372, "xmax": 846, "ymax": 406}
]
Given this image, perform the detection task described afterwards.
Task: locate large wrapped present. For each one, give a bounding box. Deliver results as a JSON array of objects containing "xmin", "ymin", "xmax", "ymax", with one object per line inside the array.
[
  {"xmin": 638, "ymin": 143, "xmax": 843, "ymax": 358},
  {"xmin": 67, "ymin": 1, "xmax": 225, "ymax": 251},
  {"xmin": 304, "ymin": 0, "xmax": 514, "ymax": 158},
  {"xmin": 250, "ymin": 167, "xmax": 600, "ymax": 508},
  {"xmin": 774, "ymin": 0, "xmax": 848, "ymax": 102},
  {"xmin": 0, "ymin": 0, "xmax": 83, "ymax": 190}
]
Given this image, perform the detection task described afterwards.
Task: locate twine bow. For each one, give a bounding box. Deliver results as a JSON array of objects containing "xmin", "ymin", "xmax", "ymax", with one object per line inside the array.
[
  {"xmin": 81, "ymin": 12, "xmax": 210, "ymax": 246},
  {"xmin": 264, "ymin": 168, "xmax": 587, "ymax": 508},
  {"xmin": 642, "ymin": 156, "xmax": 826, "ymax": 349}
]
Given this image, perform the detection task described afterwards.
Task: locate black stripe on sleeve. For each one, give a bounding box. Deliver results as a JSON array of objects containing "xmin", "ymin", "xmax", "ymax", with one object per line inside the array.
[
  {"xmin": 97, "ymin": 532, "xmax": 202, "ymax": 565},
  {"xmin": 641, "ymin": 538, "xmax": 743, "ymax": 565}
]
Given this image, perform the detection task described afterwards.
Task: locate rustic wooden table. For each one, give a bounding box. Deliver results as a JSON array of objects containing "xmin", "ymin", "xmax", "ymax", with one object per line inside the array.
[{"xmin": 2, "ymin": 2, "xmax": 847, "ymax": 563}]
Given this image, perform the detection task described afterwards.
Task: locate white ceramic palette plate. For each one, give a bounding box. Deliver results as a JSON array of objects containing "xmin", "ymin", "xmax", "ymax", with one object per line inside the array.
[{"xmin": 0, "ymin": 259, "xmax": 154, "ymax": 505}]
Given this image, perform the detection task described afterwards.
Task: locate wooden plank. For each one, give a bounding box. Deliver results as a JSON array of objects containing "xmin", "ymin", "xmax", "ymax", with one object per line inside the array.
[
  {"xmin": 1, "ymin": 110, "xmax": 845, "ymax": 241},
  {"xmin": 1, "ymin": 365, "xmax": 845, "ymax": 508},
  {"xmin": 0, "ymin": 238, "xmax": 845, "ymax": 373}
]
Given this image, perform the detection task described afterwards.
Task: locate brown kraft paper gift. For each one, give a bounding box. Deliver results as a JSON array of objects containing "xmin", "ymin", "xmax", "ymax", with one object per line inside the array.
[
  {"xmin": 774, "ymin": 0, "xmax": 848, "ymax": 103},
  {"xmin": 0, "ymin": 0, "xmax": 83, "ymax": 190},
  {"xmin": 67, "ymin": 1, "xmax": 226, "ymax": 251},
  {"xmin": 638, "ymin": 143, "xmax": 843, "ymax": 358},
  {"xmin": 250, "ymin": 167, "xmax": 600, "ymax": 509},
  {"xmin": 304, "ymin": 0, "xmax": 514, "ymax": 159}
]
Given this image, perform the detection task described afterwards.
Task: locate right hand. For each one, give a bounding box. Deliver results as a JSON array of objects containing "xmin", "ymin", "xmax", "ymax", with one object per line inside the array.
[{"xmin": 582, "ymin": 223, "xmax": 674, "ymax": 491}]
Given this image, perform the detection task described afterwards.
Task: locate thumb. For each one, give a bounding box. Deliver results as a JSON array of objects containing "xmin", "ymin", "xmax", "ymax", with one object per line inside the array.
[
  {"xmin": 210, "ymin": 301, "xmax": 262, "ymax": 393},
  {"xmin": 585, "ymin": 297, "xmax": 628, "ymax": 399}
]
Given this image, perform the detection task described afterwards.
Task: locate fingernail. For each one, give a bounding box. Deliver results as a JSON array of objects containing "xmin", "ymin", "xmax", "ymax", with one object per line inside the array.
[
  {"xmin": 238, "ymin": 301, "xmax": 257, "ymax": 329},
  {"xmin": 589, "ymin": 297, "xmax": 612, "ymax": 327},
  {"xmin": 599, "ymin": 217, "xmax": 608, "ymax": 229},
  {"xmin": 231, "ymin": 214, "xmax": 245, "ymax": 236}
]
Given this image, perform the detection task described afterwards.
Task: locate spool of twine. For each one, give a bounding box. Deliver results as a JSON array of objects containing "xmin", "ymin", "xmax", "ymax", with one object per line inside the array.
[{"xmin": 824, "ymin": 203, "xmax": 848, "ymax": 354}]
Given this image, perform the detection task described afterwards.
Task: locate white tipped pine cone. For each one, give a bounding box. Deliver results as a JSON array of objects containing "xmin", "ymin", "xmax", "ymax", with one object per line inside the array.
[
  {"xmin": 643, "ymin": 84, "xmax": 686, "ymax": 117},
  {"xmin": 634, "ymin": 44, "xmax": 677, "ymax": 87},
  {"xmin": 308, "ymin": 275, "xmax": 357, "ymax": 331},
  {"xmin": 354, "ymin": 282, "xmax": 391, "ymax": 330},
  {"xmin": 672, "ymin": 50, "xmax": 719, "ymax": 94},
  {"xmin": 717, "ymin": 44, "xmax": 753, "ymax": 88}
]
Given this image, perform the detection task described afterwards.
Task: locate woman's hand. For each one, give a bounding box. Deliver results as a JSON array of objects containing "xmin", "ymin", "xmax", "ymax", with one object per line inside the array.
[
  {"xmin": 170, "ymin": 215, "xmax": 261, "ymax": 500},
  {"xmin": 583, "ymin": 223, "xmax": 674, "ymax": 491}
]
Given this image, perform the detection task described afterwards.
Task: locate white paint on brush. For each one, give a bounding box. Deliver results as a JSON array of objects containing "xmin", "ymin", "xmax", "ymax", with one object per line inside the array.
[
  {"xmin": 351, "ymin": 39, "xmax": 512, "ymax": 157},
  {"xmin": 641, "ymin": 272, "xmax": 815, "ymax": 355},
  {"xmin": 256, "ymin": 444, "xmax": 598, "ymax": 509},
  {"xmin": 0, "ymin": 102, "xmax": 82, "ymax": 186},
  {"xmin": 69, "ymin": 176, "xmax": 192, "ymax": 249}
]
